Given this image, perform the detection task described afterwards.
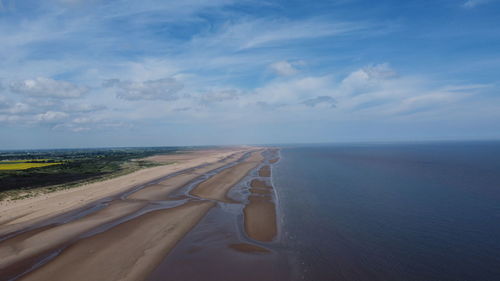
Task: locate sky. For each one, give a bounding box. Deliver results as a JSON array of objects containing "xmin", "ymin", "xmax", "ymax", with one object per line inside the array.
[{"xmin": 0, "ymin": 0, "xmax": 499, "ymax": 149}]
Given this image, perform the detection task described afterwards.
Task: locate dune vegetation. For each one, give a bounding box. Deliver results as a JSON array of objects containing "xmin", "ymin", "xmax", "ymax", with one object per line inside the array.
[{"xmin": 0, "ymin": 147, "xmax": 183, "ymax": 200}]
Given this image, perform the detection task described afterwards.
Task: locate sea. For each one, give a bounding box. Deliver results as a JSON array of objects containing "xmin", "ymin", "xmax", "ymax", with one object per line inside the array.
[{"xmin": 274, "ymin": 141, "xmax": 500, "ymax": 281}]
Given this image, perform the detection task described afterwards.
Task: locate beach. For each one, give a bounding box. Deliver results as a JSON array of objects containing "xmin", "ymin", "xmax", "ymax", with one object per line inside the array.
[{"xmin": 0, "ymin": 147, "xmax": 284, "ymax": 280}]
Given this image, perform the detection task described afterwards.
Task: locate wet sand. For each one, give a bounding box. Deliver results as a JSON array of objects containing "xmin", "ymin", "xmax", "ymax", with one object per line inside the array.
[
  {"xmin": 249, "ymin": 188, "xmax": 272, "ymax": 194},
  {"xmin": 127, "ymin": 151, "xmax": 247, "ymax": 201},
  {"xmin": 258, "ymin": 165, "xmax": 271, "ymax": 177},
  {"xmin": 21, "ymin": 202, "xmax": 215, "ymax": 281},
  {"xmin": 250, "ymin": 179, "xmax": 272, "ymax": 189},
  {"xmin": 146, "ymin": 204, "xmax": 289, "ymax": 281},
  {"xmin": 190, "ymin": 151, "xmax": 264, "ymax": 202},
  {"xmin": 243, "ymin": 195, "xmax": 277, "ymax": 242},
  {"xmin": 0, "ymin": 201, "xmax": 147, "ymax": 279}
]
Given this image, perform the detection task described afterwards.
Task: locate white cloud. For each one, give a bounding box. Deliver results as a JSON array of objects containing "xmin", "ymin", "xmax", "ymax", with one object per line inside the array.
[
  {"xmin": 270, "ymin": 61, "xmax": 301, "ymax": 76},
  {"xmin": 189, "ymin": 18, "xmax": 371, "ymax": 52},
  {"xmin": 10, "ymin": 77, "xmax": 89, "ymax": 98},
  {"xmin": 0, "ymin": 0, "xmax": 497, "ymax": 143},
  {"xmin": 462, "ymin": 0, "xmax": 492, "ymax": 8},
  {"xmin": 36, "ymin": 111, "xmax": 69, "ymax": 123},
  {"xmin": 0, "ymin": 114, "xmax": 25, "ymax": 124},
  {"xmin": 5, "ymin": 102, "xmax": 31, "ymax": 114},
  {"xmin": 249, "ymin": 76, "xmax": 333, "ymax": 107},
  {"xmin": 71, "ymin": 126, "xmax": 91, "ymax": 132},
  {"xmin": 0, "ymin": 97, "xmax": 34, "ymax": 115},
  {"xmin": 340, "ymin": 63, "xmax": 397, "ymax": 95},
  {"xmin": 72, "ymin": 116, "xmax": 101, "ymax": 124},
  {"xmin": 105, "ymin": 77, "xmax": 184, "ymax": 101}
]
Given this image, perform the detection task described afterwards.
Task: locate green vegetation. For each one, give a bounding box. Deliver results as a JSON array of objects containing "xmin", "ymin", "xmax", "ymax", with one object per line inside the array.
[{"xmin": 0, "ymin": 147, "xmax": 184, "ymax": 201}]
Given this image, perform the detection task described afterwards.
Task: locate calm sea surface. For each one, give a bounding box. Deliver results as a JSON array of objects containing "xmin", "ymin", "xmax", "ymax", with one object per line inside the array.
[{"xmin": 274, "ymin": 142, "xmax": 500, "ymax": 281}]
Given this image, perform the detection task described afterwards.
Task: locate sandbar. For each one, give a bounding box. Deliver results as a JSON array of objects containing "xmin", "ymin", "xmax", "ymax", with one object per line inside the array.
[
  {"xmin": 250, "ymin": 179, "xmax": 272, "ymax": 189},
  {"xmin": 258, "ymin": 165, "xmax": 271, "ymax": 177},
  {"xmin": 243, "ymin": 195, "xmax": 277, "ymax": 242},
  {"xmin": 229, "ymin": 243, "xmax": 270, "ymax": 253},
  {"xmin": 190, "ymin": 150, "xmax": 264, "ymax": 202}
]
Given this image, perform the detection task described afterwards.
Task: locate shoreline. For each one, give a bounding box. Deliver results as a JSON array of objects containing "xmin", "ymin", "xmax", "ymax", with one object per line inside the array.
[{"xmin": 0, "ymin": 147, "xmax": 285, "ymax": 280}]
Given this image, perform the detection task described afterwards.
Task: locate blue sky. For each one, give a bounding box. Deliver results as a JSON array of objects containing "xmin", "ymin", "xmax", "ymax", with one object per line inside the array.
[{"xmin": 0, "ymin": 0, "xmax": 499, "ymax": 149}]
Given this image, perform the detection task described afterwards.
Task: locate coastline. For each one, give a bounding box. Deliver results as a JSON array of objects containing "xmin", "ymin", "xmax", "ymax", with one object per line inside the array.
[
  {"xmin": 0, "ymin": 147, "xmax": 286, "ymax": 280},
  {"xmin": 0, "ymin": 148, "xmax": 248, "ymax": 232}
]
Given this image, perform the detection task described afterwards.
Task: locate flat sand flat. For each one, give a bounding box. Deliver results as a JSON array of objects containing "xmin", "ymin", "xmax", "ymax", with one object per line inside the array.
[
  {"xmin": 190, "ymin": 150, "xmax": 264, "ymax": 202},
  {"xmin": 0, "ymin": 200, "xmax": 148, "ymax": 280},
  {"xmin": 20, "ymin": 201, "xmax": 215, "ymax": 281},
  {"xmin": 127, "ymin": 151, "xmax": 247, "ymax": 201}
]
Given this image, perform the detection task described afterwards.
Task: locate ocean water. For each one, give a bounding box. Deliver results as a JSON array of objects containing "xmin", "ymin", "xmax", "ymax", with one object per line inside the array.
[{"xmin": 274, "ymin": 142, "xmax": 500, "ymax": 281}]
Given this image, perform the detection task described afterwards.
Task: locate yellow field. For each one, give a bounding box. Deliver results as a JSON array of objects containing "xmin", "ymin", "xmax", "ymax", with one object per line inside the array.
[
  {"xmin": 0, "ymin": 159, "xmax": 51, "ymax": 163},
  {"xmin": 0, "ymin": 162, "xmax": 62, "ymax": 170}
]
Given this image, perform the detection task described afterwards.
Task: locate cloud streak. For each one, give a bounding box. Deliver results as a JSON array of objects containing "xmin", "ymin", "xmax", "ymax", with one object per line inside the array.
[
  {"xmin": 10, "ymin": 77, "xmax": 89, "ymax": 98},
  {"xmin": 462, "ymin": 0, "xmax": 493, "ymax": 8},
  {"xmin": 104, "ymin": 78, "xmax": 184, "ymax": 101}
]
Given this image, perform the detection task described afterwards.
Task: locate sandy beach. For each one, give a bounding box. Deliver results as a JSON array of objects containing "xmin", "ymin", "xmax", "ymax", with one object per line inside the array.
[
  {"xmin": 0, "ymin": 147, "xmax": 283, "ymax": 280},
  {"xmin": 0, "ymin": 148, "xmax": 247, "ymax": 234},
  {"xmin": 20, "ymin": 201, "xmax": 216, "ymax": 281}
]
